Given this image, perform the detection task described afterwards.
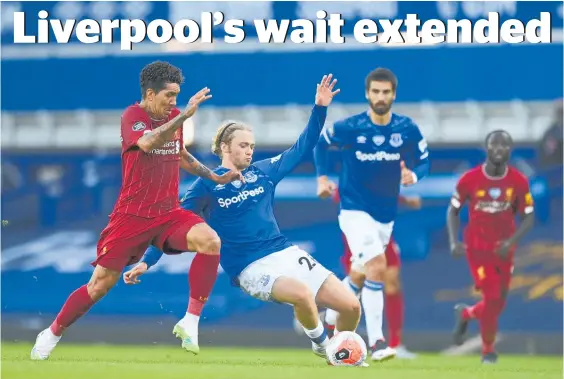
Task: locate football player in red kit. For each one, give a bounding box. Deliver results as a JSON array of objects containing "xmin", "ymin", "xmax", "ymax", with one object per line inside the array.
[
  {"xmin": 31, "ymin": 61, "xmax": 241, "ymax": 360},
  {"xmin": 327, "ymin": 189, "xmax": 421, "ymax": 359},
  {"xmin": 447, "ymin": 130, "xmax": 535, "ymax": 364}
]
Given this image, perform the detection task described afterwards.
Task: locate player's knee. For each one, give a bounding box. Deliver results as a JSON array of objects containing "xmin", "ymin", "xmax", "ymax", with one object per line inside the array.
[
  {"xmin": 87, "ymin": 267, "xmax": 120, "ymax": 301},
  {"xmin": 341, "ymin": 295, "xmax": 361, "ymax": 319},
  {"xmin": 199, "ymin": 234, "xmax": 221, "ymax": 255},
  {"xmin": 187, "ymin": 224, "xmax": 221, "ymax": 255},
  {"xmin": 384, "ymin": 270, "xmax": 401, "ymax": 294},
  {"xmin": 364, "ymin": 254, "xmax": 386, "ymax": 280},
  {"xmin": 349, "ymin": 270, "xmax": 365, "ymax": 288},
  {"xmin": 290, "ymin": 285, "xmax": 316, "ymax": 309}
]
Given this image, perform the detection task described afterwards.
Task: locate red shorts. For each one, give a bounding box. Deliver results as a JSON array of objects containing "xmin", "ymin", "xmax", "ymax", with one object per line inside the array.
[
  {"xmin": 466, "ymin": 251, "xmax": 513, "ymax": 298},
  {"xmin": 92, "ymin": 208, "xmax": 204, "ymax": 272},
  {"xmin": 340, "ymin": 233, "xmax": 400, "ymax": 275}
]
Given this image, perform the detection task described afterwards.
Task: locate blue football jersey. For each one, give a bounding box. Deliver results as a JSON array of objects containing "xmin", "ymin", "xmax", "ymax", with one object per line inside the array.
[
  {"xmin": 140, "ymin": 105, "xmax": 328, "ymax": 283},
  {"xmin": 314, "ymin": 111, "xmax": 429, "ymax": 223}
]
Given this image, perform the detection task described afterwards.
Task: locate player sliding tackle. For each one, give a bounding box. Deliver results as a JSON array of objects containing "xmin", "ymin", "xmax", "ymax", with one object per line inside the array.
[
  {"xmin": 447, "ymin": 130, "xmax": 535, "ymax": 364},
  {"xmin": 31, "ymin": 61, "xmax": 241, "ymax": 361},
  {"xmin": 125, "ymin": 74, "xmax": 362, "ymax": 360},
  {"xmin": 313, "ymin": 68, "xmax": 430, "ymax": 362}
]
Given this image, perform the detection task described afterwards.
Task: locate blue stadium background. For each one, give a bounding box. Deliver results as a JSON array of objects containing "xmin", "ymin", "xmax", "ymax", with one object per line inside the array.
[{"xmin": 1, "ymin": 1, "xmax": 562, "ymax": 355}]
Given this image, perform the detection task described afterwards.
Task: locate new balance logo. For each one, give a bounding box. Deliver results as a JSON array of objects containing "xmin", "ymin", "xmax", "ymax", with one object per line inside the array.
[
  {"xmin": 217, "ymin": 186, "xmax": 265, "ymax": 208},
  {"xmin": 355, "ymin": 151, "xmax": 400, "ymax": 162}
]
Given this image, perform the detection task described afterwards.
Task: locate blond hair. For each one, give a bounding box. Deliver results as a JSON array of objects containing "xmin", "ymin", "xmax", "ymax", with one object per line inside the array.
[{"xmin": 211, "ymin": 121, "xmax": 252, "ymax": 157}]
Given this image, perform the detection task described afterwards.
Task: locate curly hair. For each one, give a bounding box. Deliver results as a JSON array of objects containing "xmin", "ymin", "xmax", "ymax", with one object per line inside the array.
[
  {"xmin": 140, "ymin": 61, "xmax": 184, "ymax": 98},
  {"xmin": 211, "ymin": 121, "xmax": 252, "ymax": 157}
]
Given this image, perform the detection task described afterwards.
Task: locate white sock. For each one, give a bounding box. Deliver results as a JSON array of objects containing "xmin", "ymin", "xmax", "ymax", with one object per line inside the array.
[
  {"xmin": 182, "ymin": 312, "xmax": 200, "ymax": 339},
  {"xmin": 302, "ymin": 319, "xmax": 329, "ymax": 347},
  {"xmin": 325, "ymin": 276, "xmax": 361, "ymax": 327},
  {"xmin": 361, "ymin": 280, "xmax": 385, "ymax": 347}
]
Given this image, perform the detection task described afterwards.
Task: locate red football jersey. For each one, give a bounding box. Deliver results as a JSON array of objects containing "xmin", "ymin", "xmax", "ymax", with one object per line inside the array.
[
  {"xmin": 451, "ymin": 165, "xmax": 534, "ymax": 255},
  {"xmin": 113, "ymin": 104, "xmax": 183, "ymax": 218}
]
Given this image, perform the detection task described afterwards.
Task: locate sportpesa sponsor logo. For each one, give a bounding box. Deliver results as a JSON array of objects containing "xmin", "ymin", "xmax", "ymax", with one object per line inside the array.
[
  {"xmin": 355, "ymin": 151, "xmax": 401, "ymax": 162},
  {"xmin": 218, "ymin": 187, "xmax": 265, "ymax": 208}
]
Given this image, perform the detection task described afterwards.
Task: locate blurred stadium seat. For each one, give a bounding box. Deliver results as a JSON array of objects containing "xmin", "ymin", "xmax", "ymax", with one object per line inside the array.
[{"xmin": 1, "ymin": 100, "xmax": 559, "ymax": 148}]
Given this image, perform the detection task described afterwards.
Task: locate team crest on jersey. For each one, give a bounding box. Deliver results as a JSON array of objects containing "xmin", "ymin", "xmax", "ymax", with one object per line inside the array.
[
  {"xmin": 488, "ymin": 188, "xmax": 501, "ymax": 199},
  {"xmin": 506, "ymin": 188, "xmax": 514, "ymax": 199},
  {"xmin": 476, "ymin": 190, "xmax": 486, "ymax": 198},
  {"xmin": 389, "ymin": 133, "xmax": 403, "ymax": 147},
  {"xmin": 231, "ymin": 180, "xmax": 243, "ymax": 189},
  {"xmin": 372, "ymin": 135, "xmax": 385, "ymax": 146},
  {"xmin": 357, "ymin": 135, "xmax": 367, "ymax": 144},
  {"xmin": 244, "ymin": 171, "xmax": 258, "ymax": 183},
  {"xmin": 132, "ymin": 122, "xmax": 146, "ymax": 131}
]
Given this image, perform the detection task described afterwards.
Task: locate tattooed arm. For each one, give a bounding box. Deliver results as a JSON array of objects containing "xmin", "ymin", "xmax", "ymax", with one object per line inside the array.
[
  {"xmin": 180, "ymin": 147, "xmax": 243, "ymax": 184},
  {"xmin": 180, "ymin": 147, "xmax": 213, "ymax": 179},
  {"xmin": 137, "ymin": 87, "xmax": 212, "ymax": 153},
  {"xmin": 137, "ymin": 113, "xmax": 188, "ymax": 153}
]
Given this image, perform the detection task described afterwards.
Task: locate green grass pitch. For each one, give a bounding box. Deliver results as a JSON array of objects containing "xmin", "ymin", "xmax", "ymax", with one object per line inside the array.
[{"xmin": 2, "ymin": 342, "xmax": 562, "ymax": 379}]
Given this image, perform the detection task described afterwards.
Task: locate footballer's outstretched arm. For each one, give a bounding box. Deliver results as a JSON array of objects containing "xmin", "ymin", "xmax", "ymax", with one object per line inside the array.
[
  {"xmin": 254, "ymin": 104, "xmax": 327, "ymax": 183},
  {"xmin": 137, "ymin": 113, "xmax": 189, "ymax": 153},
  {"xmin": 137, "ymin": 87, "xmax": 212, "ymax": 153},
  {"xmin": 181, "ymin": 147, "xmax": 243, "ymax": 184},
  {"xmin": 255, "ymin": 74, "xmax": 338, "ymax": 184}
]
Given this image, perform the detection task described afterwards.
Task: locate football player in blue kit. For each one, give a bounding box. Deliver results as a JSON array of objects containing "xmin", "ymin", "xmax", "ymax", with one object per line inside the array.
[
  {"xmin": 123, "ymin": 75, "xmax": 363, "ymax": 361},
  {"xmin": 314, "ymin": 68, "xmax": 430, "ymax": 362}
]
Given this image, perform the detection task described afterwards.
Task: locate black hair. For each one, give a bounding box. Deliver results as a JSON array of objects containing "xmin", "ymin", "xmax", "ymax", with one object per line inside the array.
[
  {"xmin": 140, "ymin": 61, "xmax": 184, "ymax": 98},
  {"xmin": 365, "ymin": 68, "xmax": 398, "ymax": 91},
  {"xmin": 485, "ymin": 129, "xmax": 513, "ymax": 146}
]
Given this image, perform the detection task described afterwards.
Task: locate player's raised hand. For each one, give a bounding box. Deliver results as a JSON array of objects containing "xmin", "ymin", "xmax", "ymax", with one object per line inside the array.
[
  {"xmin": 317, "ymin": 176, "xmax": 337, "ymax": 199},
  {"xmin": 184, "ymin": 87, "xmax": 212, "ymax": 118},
  {"xmin": 123, "ymin": 262, "xmax": 148, "ymax": 285},
  {"xmin": 315, "ymin": 74, "xmax": 340, "ymax": 107},
  {"xmin": 212, "ymin": 170, "xmax": 245, "ymax": 185},
  {"xmin": 495, "ymin": 239, "xmax": 513, "ymax": 259},
  {"xmin": 400, "ymin": 161, "xmax": 416, "ymax": 186},
  {"xmin": 450, "ymin": 241, "xmax": 466, "ymax": 258}
]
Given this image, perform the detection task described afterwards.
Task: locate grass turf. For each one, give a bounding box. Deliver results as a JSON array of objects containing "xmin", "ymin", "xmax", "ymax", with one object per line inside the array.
[{"xmin": 2, "ymin": 342, "xmax": 562, "ymax": 379}]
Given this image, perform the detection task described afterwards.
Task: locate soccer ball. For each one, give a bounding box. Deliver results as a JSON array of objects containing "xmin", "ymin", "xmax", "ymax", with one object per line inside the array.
[{"xmin": 325, "ymin": 331, "xmax": 367, "ymax": 366}]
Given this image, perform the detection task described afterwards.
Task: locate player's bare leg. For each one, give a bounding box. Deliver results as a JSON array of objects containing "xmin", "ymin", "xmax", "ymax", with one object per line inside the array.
[
  {"xmin": 364, "ymin": 254, "xmax": 396, "ymax": 362},
  {"xmin": 173, "ymin": 223, "xmax": 221, "ymax": 354},
  {"xmin": 316, "ymin": 274, "xmax": 368, "ymax": 366},
  {"xmin": 384, "ymin": 267, "xmax": 416, "ymax": 359},
  {"xmin": 31, "ymin": 265, "xmax": 121, "ymax": 360},
  {"xmin": 316, "ymin": 274, "xmax": 361, "ymax": 332},
  {"xmin": 272, "ymin": 277, "xmax": 329, "ymax": 358},
  {"xmin": 323, "ymin": 273, "xmax": 362, "ymax": 332}
]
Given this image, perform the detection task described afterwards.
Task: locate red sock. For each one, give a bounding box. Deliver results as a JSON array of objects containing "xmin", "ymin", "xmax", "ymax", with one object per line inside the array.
[
  {"xmin": 479, "ymin": 299, "xmax": 505, "ymax": 354},
  {"xmin": 50, "ymin": 285, "xmax": 96, "ymax": 336},
  {"xmin": 187, "ymin": 253, "xmax": 220, "ymax": 316},
  {"xmin": 385, "ymin": 292, "xmax": 404, "ymax": 348},
  {"xmin": 462, "ymin": 300, "xmax": 485, "ymax": 320}
]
